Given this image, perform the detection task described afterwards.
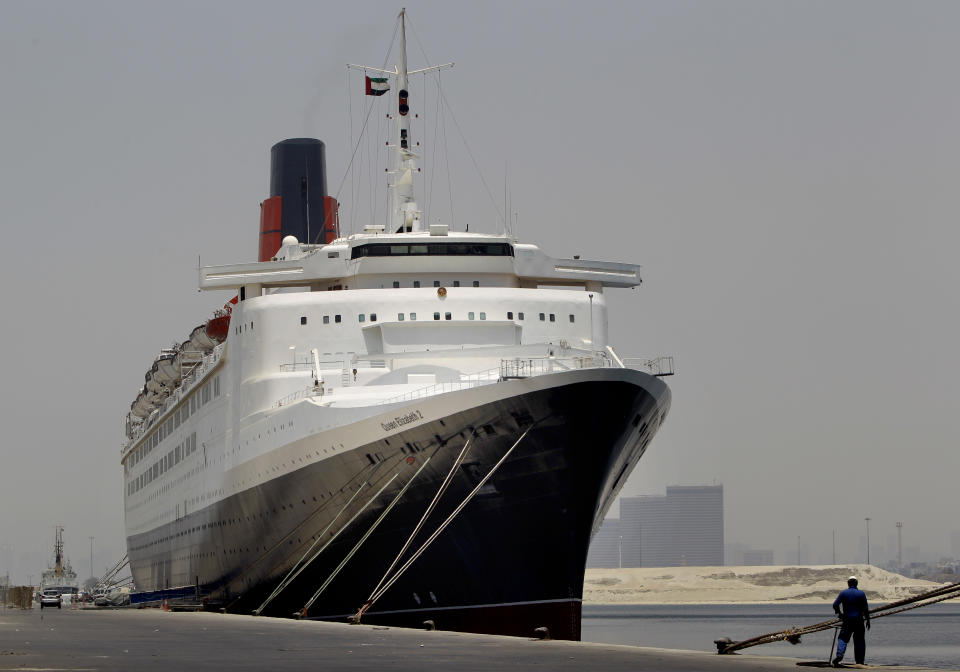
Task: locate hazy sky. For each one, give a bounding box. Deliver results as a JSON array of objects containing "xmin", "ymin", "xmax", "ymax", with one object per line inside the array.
[{"xmin": 2, "ymin": 0, "xmax": 958, "ymax": 583}]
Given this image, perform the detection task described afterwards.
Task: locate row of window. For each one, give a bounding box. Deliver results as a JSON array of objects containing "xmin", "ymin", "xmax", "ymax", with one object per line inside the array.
[
  {"xmin": 300, "ymin": 312, "xmax": 576, "ymax": 325},
  {"xmin": 130, "ymin": 376, "xmax": 220, "ymax": 468},
  {"xmin": 392, "ymin": 280, "xmax": 480, "ymax": 288},
  {"xmin": 351, "ymin": 242, "xmax": 514, "ymax": 259},
  {"xmin": 129, "ymin": 433, "xmax": 198, "ymax": 496}
]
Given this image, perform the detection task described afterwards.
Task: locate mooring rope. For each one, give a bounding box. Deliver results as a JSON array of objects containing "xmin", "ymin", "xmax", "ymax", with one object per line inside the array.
[
  {"xmin": 717, "ymin": 581, "xmax": 960, "ymax": 654},
  {"xmin": 299, "ymin": 452, "xmax": 438, "ymax": 614},
  {"xmin": 355, "ymin": 435, "xmax": 475, "ymax": 621},
  {"xmin": 361, "ymin": 422, "xmax": 538, "ymax": 612}
]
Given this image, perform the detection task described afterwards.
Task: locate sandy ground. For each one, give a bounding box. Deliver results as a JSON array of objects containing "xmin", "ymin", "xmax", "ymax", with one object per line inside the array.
[{"xmin": 583, "ymin": 564, "xmax": 948, "ymax": 604}]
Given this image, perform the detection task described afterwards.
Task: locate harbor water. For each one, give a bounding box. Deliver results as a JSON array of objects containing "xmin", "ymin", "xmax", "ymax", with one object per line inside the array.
[{"xmin": 582, "ymin": 603, "xmax": 960, "ymax": 669}]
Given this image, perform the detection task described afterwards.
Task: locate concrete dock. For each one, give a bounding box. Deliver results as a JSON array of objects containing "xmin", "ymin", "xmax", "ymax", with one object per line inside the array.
[{"xmin": 0, "ymin": 607, "xmax": 953, "ymax": 671}]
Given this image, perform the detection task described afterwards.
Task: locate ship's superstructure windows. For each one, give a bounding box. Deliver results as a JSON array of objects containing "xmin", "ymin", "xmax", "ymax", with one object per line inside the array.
[
  {"xmin": 393, "ymin": 281, "xmax": 400, "ymax": 288},
  {"xmin": 479, "ymin": 312, "xmax": 486, "ymax": 320},
  {"xmin": 433, "ymin": 281, "xmax": 440, "ymax": 287},
  {"xmin": 370, "ymin": 313, "xmax": 377, "ymax": 322},
  {"xmin": 398, "ymin": 313, "xmax": 405, "ymax": 321},
  {"xmin": 300, "ymin": 316, "xmax": 307, "ymax": 325},
  {"xmin": 351, "ymin": 242, "xmax": 513, "ymax": 259},
  {"xmin": 473, "ymin": 281, "xmax": 479, "ymax": 287},
  {"xmin": 358, "ymin": 314, "xmax": 366, "ymax": 323},
  {"xmin": 569, "ymin": 314, "xmax": 575, "ymax": 323},
  {"xmin": 468, "ymin": 312, "xmax": 475, "ymax": 320},
  {"xmin": 518, "ymin": 312, "xmax": 525, "ymax": 320},
  {"xmin": 323, "ymin": 316, "xmax": 330, "ymax": 324},
  {"xmin": 550, "ymin": 314, "xmax": 556, "ymax": 322},
  {"xmin": 453, "ymin": 281, "xmax": 460, "ymax": 287},
  {"xmin": 445, "ymin": 312, "xmax": 452, "ymax": 320},
  {"xmin": 410, "ymin": 313, "xmax": 417, "ymax": 321},
  {"xmin": 507, "ymin": 311, "xmax": 513, "ymax": 319},
  {"xmin": 335, "ymin": 315, "xmax": 342, "ymax": 323},
  {"xmin": 433, "ymin": 312, "xmax": 440, "ymax": 320},
  {"xmin": 539, "ymin": 313, "xmax": 545, "ymax": 321},
  {"xmin": 413, "ymin": 281, "xmax": 421, "ymax": 288}
]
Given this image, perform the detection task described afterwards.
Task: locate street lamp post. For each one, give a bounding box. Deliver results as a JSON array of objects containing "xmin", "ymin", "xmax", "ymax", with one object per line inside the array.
[{"xmin": 896, "ymin": 522, "xmax": 903, "ymax": 574}]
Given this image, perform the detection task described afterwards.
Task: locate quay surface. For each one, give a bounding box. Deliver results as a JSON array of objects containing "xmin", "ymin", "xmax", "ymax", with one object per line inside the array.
[{"xmin": 1, "ymin": 607, "xmax": 954, "ymax": 671}]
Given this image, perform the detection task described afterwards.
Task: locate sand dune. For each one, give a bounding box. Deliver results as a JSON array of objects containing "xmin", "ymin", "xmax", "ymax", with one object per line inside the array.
[{"xmin": 583, "ymin": 564, "xmax": 948, "ymax": 604}]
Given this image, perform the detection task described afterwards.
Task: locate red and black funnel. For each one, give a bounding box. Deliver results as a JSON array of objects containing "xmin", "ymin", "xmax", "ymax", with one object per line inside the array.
[{"xmin": 259, "ymin": 138, "xmax": 339, "ymax": 261}]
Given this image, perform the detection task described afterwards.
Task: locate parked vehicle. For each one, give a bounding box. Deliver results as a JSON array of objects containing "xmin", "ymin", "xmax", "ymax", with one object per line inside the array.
[{"xmin": 39, "ymin": 589, "xmax": 62, "ymax": 609}]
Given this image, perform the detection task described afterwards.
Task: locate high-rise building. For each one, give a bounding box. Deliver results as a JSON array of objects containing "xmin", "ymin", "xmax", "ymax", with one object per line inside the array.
[
  {"xmin": 586, "ymin": 485, "xmax": 724, "ymax": 568},
  {"xmin": 585, "ymin": 519, "xmax": 622, "ymax": 568}
]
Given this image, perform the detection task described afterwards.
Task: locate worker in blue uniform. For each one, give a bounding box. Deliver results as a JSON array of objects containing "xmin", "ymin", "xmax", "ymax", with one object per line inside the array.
[{"xmin": 832, "ymin": 576, "xmax": 870, "ymax": 666}]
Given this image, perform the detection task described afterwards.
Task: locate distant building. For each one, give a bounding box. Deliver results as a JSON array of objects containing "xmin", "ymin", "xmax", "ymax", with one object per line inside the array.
[
  {"xmin": 587, "ymin": 485, "xmax": 724, "ymax": 568},
  {"xmin": 585, "ymin": 519, "xmax": 622, "ymax": 568},
  {"xmin": 742, "ymin": 549, "xmax": 774, "ymax": 566}
]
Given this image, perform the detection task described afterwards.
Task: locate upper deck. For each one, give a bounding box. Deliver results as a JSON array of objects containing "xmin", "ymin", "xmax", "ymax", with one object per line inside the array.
[{"xmin": 198, "ymin": 230, "xmax": 642, "ymax": 293}]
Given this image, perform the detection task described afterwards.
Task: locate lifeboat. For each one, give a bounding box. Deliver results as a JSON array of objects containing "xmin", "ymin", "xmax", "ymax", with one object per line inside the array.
[
  {"xmin": 173, "ymin": 339, "xmax": 203, "ymax": 375},
  {"xmin": 153, "ymin": 350, "xmax": 179, "ymax": 386},
  {"xmin": 144, "ymin": 369, "xmax": 166, "ymax": 394},
  {"xmin": 189, "ymin": 323, "xmax": 218, "ymax": 352},
  {"xmin": 206, "ymin": 314, "xmax": 230, "ymax": 342},
  {"xmin": 130, "ymin": 389, "xmax": 152, "ymax": 419}
]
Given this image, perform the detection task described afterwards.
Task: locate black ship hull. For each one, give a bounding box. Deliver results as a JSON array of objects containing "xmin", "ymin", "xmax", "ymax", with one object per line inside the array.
[{"xmin": 126, "ymin": 369, "xmax": 670, "ymax": 640}]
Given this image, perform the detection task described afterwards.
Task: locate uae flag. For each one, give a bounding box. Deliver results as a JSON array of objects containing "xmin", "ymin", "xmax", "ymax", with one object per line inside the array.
[{"xmin": 365, "ymin": 76, "xmax": 390, "ymax": 96}]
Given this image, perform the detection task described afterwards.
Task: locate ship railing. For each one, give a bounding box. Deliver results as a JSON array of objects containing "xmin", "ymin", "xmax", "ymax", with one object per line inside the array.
[
  {"xmin": 498, "ymin": 353, "xmax": 617, "ymax": 379},
  {"xmin": 379, "ymin": 367, "xmax": 503, "ymax": 405},
  {"xmin": 279, "ymin": 357, "xmax": 387, "ymax": 373},
  {"xmin": 276, "ymin": 386, "xmax": 323, "ymax": 408},
  {"xmin": 622, "ymin": 356, "xmax": 675, "ymax": 377}
]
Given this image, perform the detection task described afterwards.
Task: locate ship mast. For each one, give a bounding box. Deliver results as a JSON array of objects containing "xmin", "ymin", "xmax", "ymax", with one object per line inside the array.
[
  {"xmin": 348, "ymin": 9, "xmax": 452, "ymax": 234},
  {"xmin": 55, "ymin": 525, "xmax": 64, "ymax": 578},
  {"xmin": 393, "ymin": 9, "xmax": 417, "ymax": 233}
]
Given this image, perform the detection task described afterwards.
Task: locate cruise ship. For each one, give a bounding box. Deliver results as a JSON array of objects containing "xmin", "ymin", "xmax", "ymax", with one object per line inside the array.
[{"xmin": 121, "ymin": 10, "xmax": 672, "ymax": 640}]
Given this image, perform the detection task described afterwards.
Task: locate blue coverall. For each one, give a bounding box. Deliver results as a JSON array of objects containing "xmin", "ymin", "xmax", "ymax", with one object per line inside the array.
[{"xmin": 833, "ymin": 587, "xmax": 870, "ymax": 664}]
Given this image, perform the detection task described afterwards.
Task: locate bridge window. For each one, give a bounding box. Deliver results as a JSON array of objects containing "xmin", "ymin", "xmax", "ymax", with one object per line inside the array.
[
  {"xmin": 550, "ymin": 314, "xmax": 556, "ymax": 322},
  {"xmin": 358, "ymin": 314, "xmax": 366, "ymax": 323},
  {"xmin": 453, "ymin": 280, "xmax": 460, "ymax": 287},
  {"xmin": 398, "ymin": 313, "xmax": 405, "ymax": 321},
  {"xmin": 413, "ymin": 281, "xmax": 421, "ymax": 288},
  {"xmin": 434, "ymin": 312, "xmax": 440, "ymax": 320},
  {"xmin": 351, "ymin": 242, "xmax": 514, "ymax": 259},
  {"xmin": 300, "ymin": 316, "xmax": 307, "ymax": 325},
  {"xmin": 323, "ymin": 316, "xmax": 330, "ymax": 324},
  {"xmin": 507, "ymin": 311, "xmax": 513, "ymax": 320},
  {"xmin": 539, "ymin": 313, "xmax": 545, "ymax": 321},
  {"xmin": 370, "ymin": 313, "xmax": 377, "ymax": 322},
  {"xmin": 433, "ymin": 280, "xmax": 440, "ymax": 287},
  {"xmin": 445, "ymin": 312, "xmax": 451, "ymax": 320},
  {"xmin": 468, "ymin": 312, "xmax": 475, "ymax": 320},
  {"xmin": 569, "ymin": 314, "xmax": 575, "ymax": 323},
  {"xmin": 392, "ymin": 281, "xmax": 400, "ymax": 289},
  {"xmin": 480, "ymin": 312, "xmax": 486, "ymax": 320},
  {"xmin": 518, "ymin": 312, "xmax": 525, "ymax": 320},
  {"xmin": 410, "ymin": 313, "xmax": 417, "ymax": 321},
  {"xmin": 473, "ymin": 281, "xmax": 479, "ymax": 287},
  {"xmin": 335, "ymin": 315, "xmax": 342, "ymax": 323}
]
